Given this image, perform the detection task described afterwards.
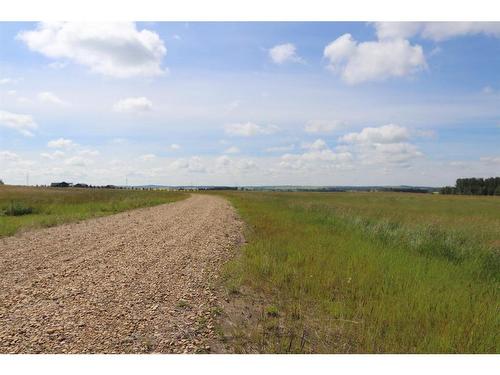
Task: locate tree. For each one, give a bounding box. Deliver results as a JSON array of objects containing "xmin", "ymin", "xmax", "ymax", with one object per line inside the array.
[
  {"xmin": 0, "ymin": 179, "xmax": 4, "ymax": 185},
  {"xmin": 451, "ymin": 177, "xmax": 500, "ymax": 196}
]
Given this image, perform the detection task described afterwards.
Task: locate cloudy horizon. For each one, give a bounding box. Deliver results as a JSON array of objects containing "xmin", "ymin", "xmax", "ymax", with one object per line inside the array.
[{"xmin": 1, "ymin": 22, "xmax": 499, "ymax": 186}]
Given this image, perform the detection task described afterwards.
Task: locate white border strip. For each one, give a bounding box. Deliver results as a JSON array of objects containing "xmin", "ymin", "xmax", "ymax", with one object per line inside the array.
[{"xmin": 1, "ymin": 0, "xmax": 500, "ymax": 21}]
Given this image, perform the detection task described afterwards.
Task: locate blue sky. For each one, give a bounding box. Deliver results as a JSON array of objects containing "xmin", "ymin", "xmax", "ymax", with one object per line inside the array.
[{"xmin": 1, "ymin": 22, "xmax": 499, "ymax": 186}]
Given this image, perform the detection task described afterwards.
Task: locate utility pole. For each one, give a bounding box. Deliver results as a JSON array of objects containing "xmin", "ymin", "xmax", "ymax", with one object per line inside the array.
[{"xmin": 26, "ymin": 171, "xmax": 29, "ymax": 186}]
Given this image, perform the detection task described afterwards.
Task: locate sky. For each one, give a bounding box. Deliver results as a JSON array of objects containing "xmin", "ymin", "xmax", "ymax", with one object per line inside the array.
[{"xmin": 0, "ymin": 21, "xmax": 499, "ymax": 186}]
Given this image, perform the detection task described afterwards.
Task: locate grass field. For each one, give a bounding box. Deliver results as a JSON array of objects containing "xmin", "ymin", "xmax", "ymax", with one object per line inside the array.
[
  {"xmin": 0, "ymin": 185, "xmax": 188, "ymax": 237},
  {"xmin": 217, "ymin": 191, "xmax": 500, "ymax": 353}
]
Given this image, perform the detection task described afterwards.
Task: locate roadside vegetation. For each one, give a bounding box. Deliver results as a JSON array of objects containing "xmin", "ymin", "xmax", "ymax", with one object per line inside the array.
[
  {"xmin": 217, "ymin": 191, "xmax": 500, "ymax": 353},
  {"xmin": 0, "ymin": 185, "xmax": 188, "ymax": 237}
]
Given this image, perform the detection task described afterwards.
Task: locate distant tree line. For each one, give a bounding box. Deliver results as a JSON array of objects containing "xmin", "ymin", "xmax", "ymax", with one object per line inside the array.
[{"xmin": 441, "ymin": 177, "xmax": 500, "ymax": 195}]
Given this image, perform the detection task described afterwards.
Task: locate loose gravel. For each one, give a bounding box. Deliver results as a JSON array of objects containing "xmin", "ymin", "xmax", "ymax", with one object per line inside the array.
[{"xmin": 0, "ymin": 194, "xmax": 243, "ymax": 353}]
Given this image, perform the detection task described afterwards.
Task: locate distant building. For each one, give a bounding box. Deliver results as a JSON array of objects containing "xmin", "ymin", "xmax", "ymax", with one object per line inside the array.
[
  {"xmin": 74, "ymin": 183, "xmax": 89, "ymax": 188},
  {"xmin": 50, "ymin": 182, "xmax": 72, "ymax": 188}
]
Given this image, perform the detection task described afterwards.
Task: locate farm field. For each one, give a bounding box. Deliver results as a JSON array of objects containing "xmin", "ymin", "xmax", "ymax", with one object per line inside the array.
[
  {"xmin": 0, "ymin": 185, "xmax": 188, "ymax": 237},
  {"xmin": 216, "ymin": 191, "xmax": 500, "ymax": 353}
]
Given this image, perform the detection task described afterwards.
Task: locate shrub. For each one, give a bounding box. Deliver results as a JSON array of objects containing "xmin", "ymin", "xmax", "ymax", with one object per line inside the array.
[{"xmin": 1, "ymin": 201, "xmax": 34, "ymax": 216}]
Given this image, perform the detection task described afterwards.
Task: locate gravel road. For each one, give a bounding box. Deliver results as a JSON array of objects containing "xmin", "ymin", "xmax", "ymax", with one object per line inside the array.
[{"xmin": 0, "ymin": 194, "xmax": 243, "ymax": 353}]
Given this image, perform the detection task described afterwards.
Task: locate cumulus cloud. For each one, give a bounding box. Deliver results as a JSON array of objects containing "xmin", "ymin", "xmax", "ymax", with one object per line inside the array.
[
  {"xmin": 41, "ymin": 150, "xmax": 65, "ymax": 160},
  {"xmin": 0, "ymin": 110, "xmax": 38, "ymax": 136},
  {"xmin": 169, "ymin": 144, "xmax": 181, "ymax": 151},
  {"xmin": 139, "ymin": 153, "xmax": 156, "ymax": 161},
  {"xmin": 375, "ymin": 22, "xmax": 500, "ymax": 42},
  {"xmin": 480, "ymin": 156, "xmax": 500, "ymax": 164},
  {"xmin": 215, "ymin": 156, "xmax": 257, "ymax": 173},
  {"xmin": 0, "ymin": 78, "xmax": 17, "ymax": 85},
  {"xmin": 17, "ymin": 22, "xmax": 167, "ymax": 78},
  {"xmin": 78, "ymin": 148, "xmax": 100, "ymax": 157},
  {"xmin": 338, "ymin": 124, "xmax": 423, "ymax": 167},
  {"xmin": 368, "ymin": 142, "xmax": 423, "ymax": 165},
  {"xmin": 0, "ymin": 150, "xmax": 21, "ymax": 162},
  {"xmin": 305, "ymin": 120, "xmax": 344, "ymax": 134},
  {"xmin": 48, "ymin": 61, "xmax": 67, "ymax": 70},
  {"xmin": 323, "ymin": 33, "xmax": 426, "ymax": 84},
  {"xmin": 302, "ymin": 139, "xmax": 329, "ymax": 151},
  {"xmin": 224, "ymin": 146, "xmax": 240, "ymax": 154},
  {"xmin": 64, "ymin": 156, "xmax": 90, "ymax": 167},
  {"xmin": 339, "ymin": 124, "xmax": 410, "ymax": 144},
  {"xmin": 38, "ymin": 91, "xmax": 65, "ymax": 105},
  {"xmin": 265, "ymin": 144, "xmax": 295, "ymax": 153},
  {"xmin": 280, "ymin": 138, "xmax": 353, "ymax": 170},
  {"xmin": 269, "ymin": 43, "xmax": 303, "ymax": 64},
  {"xmin": 48, "ymin": 138, "xmax": 77, "ymax": 149},
  {"xmin": 170, "ymin": 156, "xmax": 206, "ymax": 173},
  {"xmin": 224, "ymin": 122, "xmax": 279, "ymax": 137},
  {"xmin": 113, "ymin": 97, "xmax": 153, "ymax": 113}
]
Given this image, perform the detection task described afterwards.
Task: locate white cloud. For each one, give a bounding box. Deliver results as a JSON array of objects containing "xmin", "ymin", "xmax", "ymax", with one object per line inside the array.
[
  {"xmin": 169, "ymin": 158, "xmax": 188, "ymax": 170},
  {"xmin": 337, "ymin": 124, "xmax": 423, "ymax": 167},
  {"xmin": 224, "ymin": 122, "xmax": 279, "ymax": 137},
  {"xmin": 0, "ymin": 150, "xmax": 21, "ymax": 162},
  {"xmin": 280, "ymin": 138, "xmax": 353, "ymax": 171},
  {"xmin": 110, "ymin": 138, "xmax": 127, "ymax": 145},
  {"xmin": 48, "ymin": 61, "xmax": 67, "ymax": 69},
  {"xmin": 369, "ymin": 142, "xmax": 423, "ymax": 165},
  {"xmin": 375, "ymin": 22, "xmax": 500, "ymax": 42},
  {"xmin": 41, "ymin": 150, "xmax": 65, "ymax": 160},
  {"xmin": 302, "ymin": 139, "xmax": 328, "ymax": 151},
  {"xmin": 139, "ymin": 153, "xmax": 156, "ymax": 161},
  {"xmin": 64, "ymin": 156, "xmax": 90, "ymax": 167},
  {"xmin": 215, "ymin": 156, "xmax": 258, "ymax": 173},
  {"xmin": 339, "ymin": 124, "xmax": 410, "ymax": 144},
  {"xmin": 113, "ymin": 97, "xmax": 153, "ymax": 113},
  {"xmin": 224, "ymin": 146, "xmax": 240, "ymax": 154},
  {"xmin": 38, "ymin": 91, "xmax": 65, "ymax": 105},
  {"xmin": 480, "ymin": 156, "xmax": 500, "ymax": 164},
  {"xmin": 186, "ymin": 157, "xmax": 206, "ymax": 173},
  {"xmin": 482, "ymin": 86, "xmax": 494, "ymax": 94},
  {"xmin": 17, "ymin": 97, "xmax": 32, "ymax": 105},
  {"xmin": 48, "ymin": 138, "xmax": 77, "ymax": 149},
  {"xmin": 265, "ymin": 144, "xmax": 295, "ymax": 153},
  {"xmin": 226, "ymin": 100, "xmax": 241, "ymax": 112},
  {"xmin": 324, "ymin": 34, "xmax": 426, "ymax": 84},
  {"xmin": 169, "ymin": 144, "xmax": 181, "ymax": 151},
  {"xmin": 78, "ymin": 149, "xmax": 100, "ymax": 157},
  {"xmin": 215, "ymin": 155, "xmax": 231, "ymax": 168},
  {"xmin": 0, "ymin": 78, "xmax": 17, "ymax": 85},
  {"xmin": 269, "ymin": 43, "xmax": 303, "ymax": 64},
  {"xmin": 373, "ymin": 22, "xmax": 423, "ymax": 40},
  {"xmin": 305, "ymin": 120, "xmax": 344, "ymax": 134},
  {"xmin": 0, "ymin": 110, "xmax": 38, "ymax": 136},
  {"xmin": 169, "ymin": 156, "xmax": 206, "ymax": 173},
  {"xmin": 18, "ymin": 22, "xmax": 167, "ymax": 78}
]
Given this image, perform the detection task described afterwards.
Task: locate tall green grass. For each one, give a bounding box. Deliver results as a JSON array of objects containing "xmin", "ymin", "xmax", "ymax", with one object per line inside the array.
[
  {"xmin": 0, "ymin": 185, "xmax": 188, "ymax": 237},
  {"xmin": 217, "ymin": 192, "xmax": 500, "ymax": 353}
]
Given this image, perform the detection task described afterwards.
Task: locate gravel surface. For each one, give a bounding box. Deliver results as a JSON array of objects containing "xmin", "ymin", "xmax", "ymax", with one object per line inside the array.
[{"xmin": 0, "ymin": 194, "xmax": 243, "ymax": 353}]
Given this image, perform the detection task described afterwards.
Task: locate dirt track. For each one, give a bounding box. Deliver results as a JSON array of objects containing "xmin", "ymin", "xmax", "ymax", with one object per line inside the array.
[{"xmin": 0, "ymin": 194, "xmax": 243, "ymax": 353}]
